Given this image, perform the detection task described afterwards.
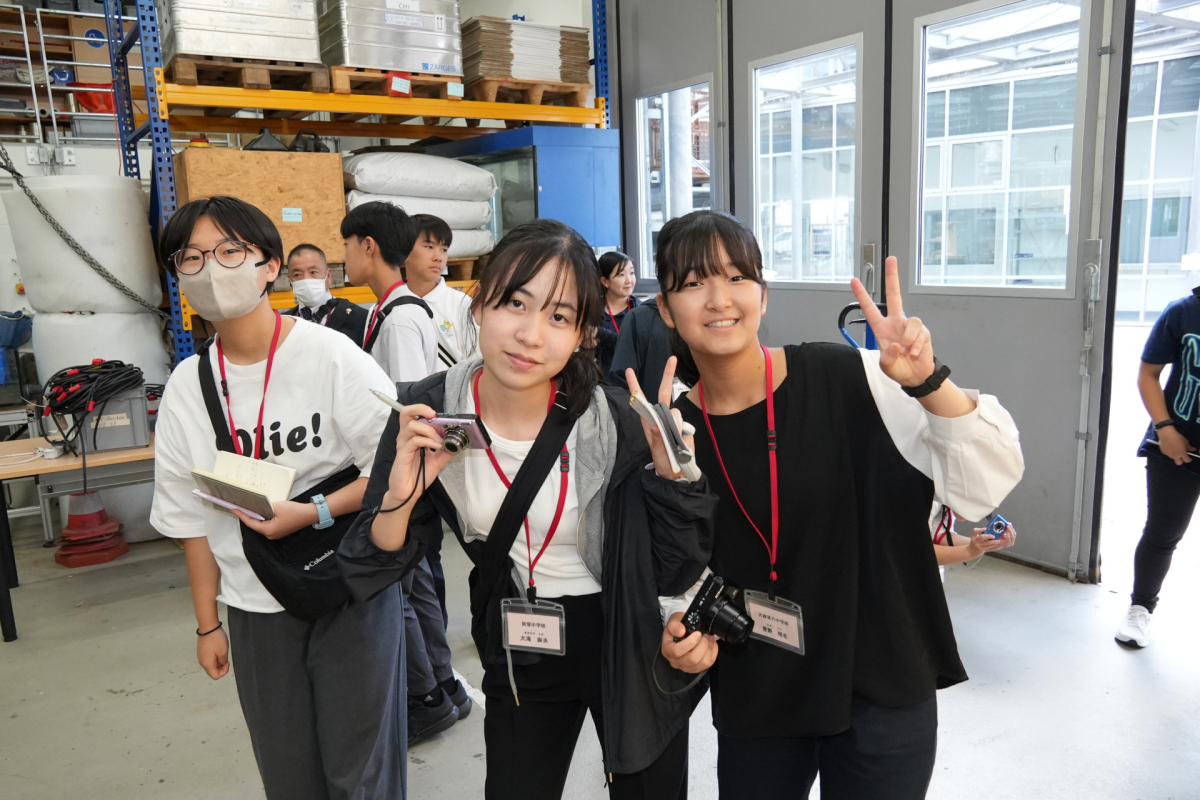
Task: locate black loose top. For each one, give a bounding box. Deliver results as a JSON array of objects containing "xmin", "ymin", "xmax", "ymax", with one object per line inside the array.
[{"xmin": 676, "ymin": 343, "xmax": 967, "ymax": 738}]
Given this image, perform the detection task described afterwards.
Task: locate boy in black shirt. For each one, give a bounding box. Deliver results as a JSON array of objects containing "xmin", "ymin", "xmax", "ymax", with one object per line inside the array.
[{"xmin": 1116, "ymin": 284, "xmax": 1200, "ymax": 649}]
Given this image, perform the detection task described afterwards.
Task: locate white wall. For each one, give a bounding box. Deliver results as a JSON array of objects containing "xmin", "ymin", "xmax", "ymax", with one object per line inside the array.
[{"xmin": 459, "ymin": 0, "xmax": 591, "ymax": 28}]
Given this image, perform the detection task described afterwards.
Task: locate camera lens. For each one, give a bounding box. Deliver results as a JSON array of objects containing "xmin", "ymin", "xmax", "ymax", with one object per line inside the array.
[
  {"xmin": 442, "ymin": 426, "xmax": 469, "ymax": 454},
  {"xmin": 990, "ymin": 519, "xmax": 1006, "ymax": 536},
  {"xmin": 704, "ymin": 595, "xmax": 754, "ymax": 645}
]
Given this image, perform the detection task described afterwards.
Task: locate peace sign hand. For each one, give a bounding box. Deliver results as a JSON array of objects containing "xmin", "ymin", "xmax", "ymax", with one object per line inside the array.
[{"xmin": 850, "ymin": 256, "xmax": 935, "ymax": 388}]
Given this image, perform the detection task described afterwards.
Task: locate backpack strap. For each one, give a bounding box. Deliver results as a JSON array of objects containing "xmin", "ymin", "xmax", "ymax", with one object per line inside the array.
[
  {"xmin": 363, "ymin": 295, "xmax": 433, "ymax": 354},
  {"xmin": 195, "ymin": 339, "xmax": 237, "ymax": 455}
]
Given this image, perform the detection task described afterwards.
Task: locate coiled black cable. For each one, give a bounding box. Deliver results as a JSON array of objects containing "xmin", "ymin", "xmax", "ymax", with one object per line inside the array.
[{"xmin": 36, "ymin": 360, "xmax": 145, "ymax": 493}]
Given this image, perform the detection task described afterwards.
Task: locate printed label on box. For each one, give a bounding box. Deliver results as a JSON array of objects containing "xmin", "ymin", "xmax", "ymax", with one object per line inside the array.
[
  {"xmin": 282, "ymin": 207, "xmax": 303, "ymax": 223},
  {"xmin": 386, "ymin": 0, "xmax": 421, "ymax": 9},
  {"xmin": 447, "ymin": 82, "xmax": 465, "ymax": 98},
  {"xmin": 98, "ymin": 413, "xmax": 131, "ymax": 429},
  {"xmin": 391, "ymin": 76, "xmax": 412, "ymax": 94},
  {"xmin": 384, "ymin": 12, "xmax": 423, "ymax": 27}
]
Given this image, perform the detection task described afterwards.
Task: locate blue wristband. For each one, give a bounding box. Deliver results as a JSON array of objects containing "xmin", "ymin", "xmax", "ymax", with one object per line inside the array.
[{"xmin": 311, "ymin": 494, "xmax": 333, "ymax": 529}]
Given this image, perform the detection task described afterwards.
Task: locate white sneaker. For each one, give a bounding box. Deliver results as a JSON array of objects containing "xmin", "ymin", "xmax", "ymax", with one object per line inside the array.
[{"xmin": 1115, "ymin": 604, "xmax": 1152, "ymax": 649}]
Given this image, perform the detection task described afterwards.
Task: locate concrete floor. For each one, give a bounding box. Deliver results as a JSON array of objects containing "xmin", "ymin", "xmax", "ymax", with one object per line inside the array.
[{"xmin": 3, "ymin": 326, "xmax": 1199, "ymax": 799}]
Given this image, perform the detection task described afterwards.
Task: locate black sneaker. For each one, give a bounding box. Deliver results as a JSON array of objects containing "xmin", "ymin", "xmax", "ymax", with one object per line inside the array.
[
  {"xmin": 439, "ymin": 677, "xmax": 473, "ymax": 721},
  {"xmin": 407, "ymin": 690, "xmax": 458, "ymax": 747}
]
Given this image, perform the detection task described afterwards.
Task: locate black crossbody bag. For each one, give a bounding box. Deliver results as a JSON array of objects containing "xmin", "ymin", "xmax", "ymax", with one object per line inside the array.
[
  {"xmin": 196, "ymin": 340, "xmax": 361, "ymax": 621},
  {"xmin": 468, "ymin": 392, "xmax": 577, "ymax": 662}
]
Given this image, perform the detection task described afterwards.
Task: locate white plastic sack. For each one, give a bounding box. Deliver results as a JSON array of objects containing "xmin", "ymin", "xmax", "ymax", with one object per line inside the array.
[
  {"xmin": 2, "ymin": 176, "xmax": 163, "ymax": 314},
  {"xmin": 343, "ymin": 153, "xmax": 498, "ymax": 202},
  {"xmin": 448, "ymin": 229, "xmax": 494, "ymax": 259},
  {"xmin": 346, "ymin": 190, "xmax": 493, "ymax": 230},
  {"xmin": 32, "ymin": 311, "xmax": 170, "ymax": 386}
]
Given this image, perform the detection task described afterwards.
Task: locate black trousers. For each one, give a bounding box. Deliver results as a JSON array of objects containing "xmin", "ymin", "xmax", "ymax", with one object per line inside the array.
[
  {"xmin": 716, "ymin": 694, "xmax": 938, "ymax": 800},
  {"xmin": 481, "ymin": 593, "xmax": 689, "ymax": 800},
  {"xmin": 1132, "ymin": 451, "xmax": 1200, "ymax": 612},
  {"xmin": 227, "ymin": 589, "xmax": 407, "ymax": 800}
]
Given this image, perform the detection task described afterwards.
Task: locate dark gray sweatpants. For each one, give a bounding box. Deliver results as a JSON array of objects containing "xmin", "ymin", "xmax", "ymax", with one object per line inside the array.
[
  {"xmin": 402, "ymin": 556, "xmax": 454, "ymax": 696},
  {"xmin": 228, "ymin": 587, "xmax": 407, "ymax": 800}
]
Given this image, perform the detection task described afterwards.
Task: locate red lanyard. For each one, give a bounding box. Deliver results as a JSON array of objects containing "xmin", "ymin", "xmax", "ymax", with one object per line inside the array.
[
  {"xmin": 363, "ymin": 280, "xmax": 405, "ymax": 346},
  {"xmin": 216, "ymin": 310, "xmax": 282, "ymax": 460},
  {"xmin": 698, "ymin": 345, "xmax": 779, "ymax": 590},
  {"xmin": 606, "ymin": 297, "xmax": 632, "ymax": 334},
  {"xmin": 472, "ymin": 371, "xmax": 570, "ymax": 598}
]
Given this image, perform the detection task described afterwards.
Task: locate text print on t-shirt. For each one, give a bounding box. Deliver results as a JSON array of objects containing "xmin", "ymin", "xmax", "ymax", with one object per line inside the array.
[{"xmin": 221, "ymin": 413, "xmax": 327, "ymax": 459}]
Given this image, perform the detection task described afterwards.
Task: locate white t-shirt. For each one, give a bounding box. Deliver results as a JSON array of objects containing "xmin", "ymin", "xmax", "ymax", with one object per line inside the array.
[
  {"xmin": 451, "ymin": 404, "xmax": 601, "ymax": 598},
  {"xmin": 368, "ymin": 299, "xmax": 440, "ymax": 383},
  {"xmin": 399, "ymin": 279, "xmax": 477, "ymax": 366},
  {"xmin": 150, "ymin": 320, "xmax": 394, "ymax": 613}
]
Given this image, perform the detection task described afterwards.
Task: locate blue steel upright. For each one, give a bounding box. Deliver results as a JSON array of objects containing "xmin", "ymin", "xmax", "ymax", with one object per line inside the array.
[
  {"xmin": 592, "ymin": 0, "xmax": 609, "ymax": 128},
  {"xmin": 103, "ymin": 0, "xmax": 192, "ymax": 362}
]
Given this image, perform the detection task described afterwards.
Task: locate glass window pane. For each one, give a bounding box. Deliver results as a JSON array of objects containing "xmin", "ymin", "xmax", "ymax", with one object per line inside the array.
[
  {"xmin": 772, "ymin": 109, "xmax": 791, "ymax": 154},
  {"xmin": 1012, "ymin": 74, "xmax": 1076, "ymax": 129},
  {"xmin": 836, "ymin": 103, "xmax": 856, "ymax": 147},
  {"xmin": 920, "ymin": 0, "xmax": 1080, "ymax": 288},
  {"xmin": 803, "ymin": 152, "xmax": 834, "ymax": 200},
  {"xmin": 1149, "ymin": 183, "xmax": 1191, "ymax": 263},
  {"xmin": 759, "ymin": 112, "xmax": 771, "ymax": 157},
  {"xmin": 948, "ymin": 84, "xmax": 1010, "ymax": 135},
  {"xmin": 951, "ymin": 140, "xmax": 1004, "ymax": 189},
  {"xmin": 837, "ymin": 148, "xmax": 854, "ymax": 198},
  {"xmin": 1154, "ymin": 115, "xmax": 1197, "ymax": 180},
  {"xmin": 925, "ymin": 144, "xmax": 941, "ymax": 191},
  {"xmin": 1119, "ymin": 185, "xmax": 1148, "ymax": 266},
  {"xmin": 1010, "ymin": 129, "xmax": 1073, "ymax": 188},
  {"xmin": 755, "ymin": 43, "xmax": 857, "ymax": 282},
  {"xmin": 1008, "ymin": 190, "xmax": 1069, "ymax": 285},
  {"xmin": 636, "ymin": 83, "xmax": 710, "ymax": 279},
  {"xmin": 926, "ymin": 91, "xmax": 946, "ymax": 138},
  {"xmin": 1124, "ymin": 119, "xmax": 1153, "ymax": 182},
  {"xmin": 802, "ymin": 106, "xmax": 833, "ymax": 150},
  {"xmin": 1128, "ymin": 62, "xmax": 1159, "ymax": 118},
  {"xmin": 1160, "ymin": 56, "xmax": 1200, "ymax": 115}
]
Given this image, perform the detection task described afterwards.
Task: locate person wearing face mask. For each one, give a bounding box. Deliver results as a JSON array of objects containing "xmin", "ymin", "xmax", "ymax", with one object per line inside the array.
[
  {"xmin": 282, "ymin": 243, "xmax": 369, "ymax": 348},
  {"xmin": 150, "ymin": 196, "xmax": 407, "ymax": 800}
]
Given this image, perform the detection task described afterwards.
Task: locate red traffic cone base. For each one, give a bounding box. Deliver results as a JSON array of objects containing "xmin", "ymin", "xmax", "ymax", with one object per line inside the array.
[{"xmin": 56, "ymin": 491, "xmax": 127, "ymax": 567}]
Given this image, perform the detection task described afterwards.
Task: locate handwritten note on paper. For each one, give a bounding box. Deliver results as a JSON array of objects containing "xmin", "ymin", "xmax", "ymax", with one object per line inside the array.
[{"xmin": 211, "ymin": 452, "xmax": 295, "ymax": 502}]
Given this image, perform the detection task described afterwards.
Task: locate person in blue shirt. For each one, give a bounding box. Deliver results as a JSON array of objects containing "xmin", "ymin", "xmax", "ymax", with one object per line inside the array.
[{"xmin": 1116, "ymin": 284, "xmax": 1200, "ymax": 649}]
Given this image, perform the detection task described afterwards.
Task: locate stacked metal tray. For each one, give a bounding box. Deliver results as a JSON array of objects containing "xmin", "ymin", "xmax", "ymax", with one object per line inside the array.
[
  {"xmin": 160, "ymin": 0, "xmax": 323, "ymax": 64},
  {"xmin": 317, "ymin": 0, "xmax": 463, "ymax": 75}
]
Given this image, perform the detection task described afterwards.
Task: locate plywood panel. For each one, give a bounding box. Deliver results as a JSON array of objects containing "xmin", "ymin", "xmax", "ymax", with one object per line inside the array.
[{"xmin": 173, "ymin": 149, "xmax": 345, "ymax": 261}]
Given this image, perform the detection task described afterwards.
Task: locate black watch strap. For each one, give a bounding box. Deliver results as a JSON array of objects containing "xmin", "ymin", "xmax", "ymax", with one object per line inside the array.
[
  {"xmin": 903, "ymin": 359, "xmax": 951, "ymax": 399},
  {"xmin": 1155, "ymin": 419, "xmax": 1177, "ymax": 431}
]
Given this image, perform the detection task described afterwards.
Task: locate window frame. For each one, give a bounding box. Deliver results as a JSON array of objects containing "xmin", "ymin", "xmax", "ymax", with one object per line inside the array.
[
  {"xmin": 748, "ymin": 33, "xmax": 865, "ymax": 291},
  {"xmin": 633, "ymin": 74, "xmax": 716, "ymax": 290},
  {"xmin": 907, "ymin": 0, "xmax": 1094, "ymax": 300}
]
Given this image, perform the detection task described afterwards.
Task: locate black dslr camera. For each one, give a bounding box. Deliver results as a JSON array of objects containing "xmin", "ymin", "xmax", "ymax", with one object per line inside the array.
[{"xmin": 676, "ymin": 574, "xmax": 754, "ymax": 644}]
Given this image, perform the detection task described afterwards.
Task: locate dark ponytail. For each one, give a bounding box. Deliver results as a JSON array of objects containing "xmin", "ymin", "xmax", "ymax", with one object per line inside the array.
[
  {"xmin": 655, "ymin": 211, "xmax": 765, "ymax": 387},
  {"xmin": 470, "ymin": 219, "xmax": 603, "ymax": 418}
]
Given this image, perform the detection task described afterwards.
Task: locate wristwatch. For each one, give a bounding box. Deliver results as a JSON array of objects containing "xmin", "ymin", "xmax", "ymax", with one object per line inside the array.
[
  {"xmin": 311, "ymin": 494, "xmax": 334, "ymax": 529},
  {"xmin": 1154, "ymin": 419, "xmax": 1177, "ymax": 431},
  {"xmin": 902, "ymin": 358, "xmax": 952, "ymax": 399}
]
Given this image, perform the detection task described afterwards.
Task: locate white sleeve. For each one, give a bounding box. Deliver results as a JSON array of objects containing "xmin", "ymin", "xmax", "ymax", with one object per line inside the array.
[
  {"xmin": 149, "ymin": 383, "xmax": 207, "ymax": 539},
  {"xmin": 330, "ymin": 341, "xmax": 395, "ymax": 478},
  {"xmin": 857, "ymin": 348, "xmax": 1024, "ymax": 523},
  {"xmin": 659, "ymin": 568, "xmax": 710, "ymax": 625},
  {"xmin": 379, "ymin": 310, "xmax": 435, "ymax": 384}
]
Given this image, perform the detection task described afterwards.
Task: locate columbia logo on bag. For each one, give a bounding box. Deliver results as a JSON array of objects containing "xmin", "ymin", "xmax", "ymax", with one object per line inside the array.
[{"xmin": 304, "ymin": 550, "xmax": 335, "ymax": 571}]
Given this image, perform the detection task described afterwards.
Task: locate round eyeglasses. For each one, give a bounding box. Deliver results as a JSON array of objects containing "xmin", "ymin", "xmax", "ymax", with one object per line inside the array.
[{"xmin": 171, "ymin": 240, "xmax": 256, "ymax": 275}]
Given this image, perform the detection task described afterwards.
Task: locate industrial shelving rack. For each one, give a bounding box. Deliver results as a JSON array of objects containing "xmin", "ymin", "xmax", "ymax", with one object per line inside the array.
[{"xmin": 101, "ymin": 0, "xmax": 611, "ymax": 365}]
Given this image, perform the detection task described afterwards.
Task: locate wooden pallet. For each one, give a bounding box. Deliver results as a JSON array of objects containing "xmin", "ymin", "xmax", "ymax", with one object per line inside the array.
[
  {"xmin": 447, "ymin": 256, "xmax": 485, "ymax": 282},
  {"xmin": 465, "ymin": 77, "xmax": 591, "ymax": 107},
  {"xmin": 167, "ymin": 55, "xmax": 331, "ymax": 93},
  {"xmin": 330, "ymin": 66, "xmax": 462, "ymax": 98}
]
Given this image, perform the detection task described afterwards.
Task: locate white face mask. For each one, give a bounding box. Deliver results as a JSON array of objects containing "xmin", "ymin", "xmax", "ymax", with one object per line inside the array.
[
  {"xmin": 177, "ymin": 258, "xmax": 266, "ymax": 322},
  {"xmin": 291, "ymin": 278, "xmax": 332, "ymax": 309}
]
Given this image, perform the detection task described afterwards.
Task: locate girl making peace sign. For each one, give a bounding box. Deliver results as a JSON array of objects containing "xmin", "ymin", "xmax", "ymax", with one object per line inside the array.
[{"xmin": 655, "ymin": 211, "xmax": 1024, "ymax": 799}]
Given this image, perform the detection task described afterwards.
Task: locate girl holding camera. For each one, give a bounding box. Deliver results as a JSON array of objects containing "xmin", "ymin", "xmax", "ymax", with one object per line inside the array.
[
  {"xmin": 655, "ymin": 211, "xmax": 1024, "ymax": 799},
  {"xmin": 339, "ymin": 219, "xmax": 715, "ymax": 800}
]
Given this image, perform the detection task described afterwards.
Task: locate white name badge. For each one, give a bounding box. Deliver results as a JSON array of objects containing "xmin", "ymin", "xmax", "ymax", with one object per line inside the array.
[
  {"xmin": 501, "ymin": 599, "xmax": 566, "ymax": 656},
  {"xmin": 743, "ymin": 590, "xmax": 804, "ymax": 655}
]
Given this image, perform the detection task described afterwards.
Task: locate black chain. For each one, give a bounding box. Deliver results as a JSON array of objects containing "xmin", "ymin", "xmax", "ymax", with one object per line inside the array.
[{"xmin": 0, "ymin": 141, "xmax": 169, "ymax": 319}]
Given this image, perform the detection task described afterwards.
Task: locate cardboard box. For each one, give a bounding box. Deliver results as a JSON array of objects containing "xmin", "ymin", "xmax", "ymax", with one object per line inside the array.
[
  {"xmin": 70, "ymin": 16, "xmax": 141, "ymax": 84},
  {"xmin": 174, "ymin": 148, "xmax": 346, "ymax": 262}
]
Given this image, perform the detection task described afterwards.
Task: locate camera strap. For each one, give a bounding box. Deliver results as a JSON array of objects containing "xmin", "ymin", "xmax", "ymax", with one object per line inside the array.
[
  {"xmin": 698, "ymin": 345, "xmax": 780, "ymax": 597},
  {"xmin": 472, "ymin": 370, "xmax": 572, "ymax": 605}
]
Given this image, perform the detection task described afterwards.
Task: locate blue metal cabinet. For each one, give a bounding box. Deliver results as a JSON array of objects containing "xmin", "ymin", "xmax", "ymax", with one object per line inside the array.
[{"xmin": 426, "ymin": 126, "xmax": 621, "ymax": 249}]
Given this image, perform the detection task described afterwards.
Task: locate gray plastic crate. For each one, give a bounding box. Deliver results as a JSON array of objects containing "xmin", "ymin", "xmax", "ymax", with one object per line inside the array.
[{"xmin": 77, "ymin": 385, "xmax": 149, "ymax": 453}]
